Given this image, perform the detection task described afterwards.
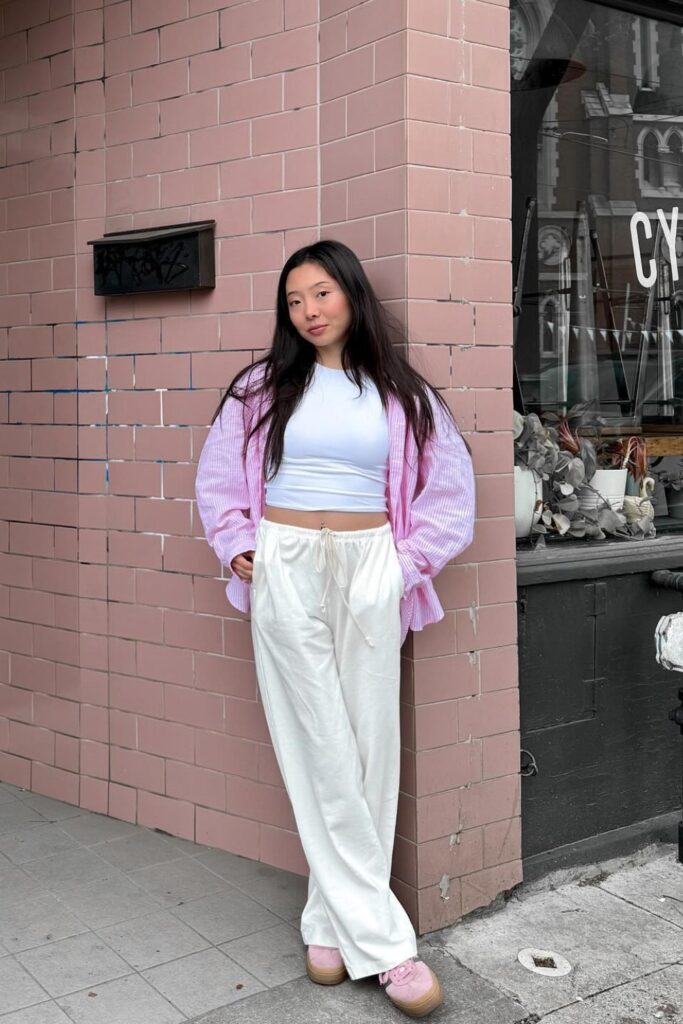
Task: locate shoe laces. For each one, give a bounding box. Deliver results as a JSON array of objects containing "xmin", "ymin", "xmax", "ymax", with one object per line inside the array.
[{"xmin": 379, "ymin": 958, "xmax": 417, "ymax": 986}]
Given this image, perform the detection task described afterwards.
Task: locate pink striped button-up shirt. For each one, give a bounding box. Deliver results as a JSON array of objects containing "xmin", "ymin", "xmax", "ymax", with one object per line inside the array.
[{"xmin": 195, "ymin": 361, "xmax": 476, "ymax": 646}]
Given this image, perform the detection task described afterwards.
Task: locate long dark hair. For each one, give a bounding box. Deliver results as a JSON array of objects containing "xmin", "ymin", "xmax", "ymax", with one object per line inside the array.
[{"xmin": 210, "ymin": 239, "xmax": 468, "ymax": 480}]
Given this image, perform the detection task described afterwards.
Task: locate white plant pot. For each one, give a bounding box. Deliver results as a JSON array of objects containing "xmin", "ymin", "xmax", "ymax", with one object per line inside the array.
[
  {"xmin": 514, "ymin": 466, "xmax": 543, "ymax": 538},
  {"xmin": 578, "ymin": 468, "xmax": 628, "ymax": 513}
]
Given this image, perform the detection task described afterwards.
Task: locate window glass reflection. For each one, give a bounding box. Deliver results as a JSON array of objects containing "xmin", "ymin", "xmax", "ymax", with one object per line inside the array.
[{"xmin": 511, "ymin": 1, "xmax": 683, "ymax": 429}]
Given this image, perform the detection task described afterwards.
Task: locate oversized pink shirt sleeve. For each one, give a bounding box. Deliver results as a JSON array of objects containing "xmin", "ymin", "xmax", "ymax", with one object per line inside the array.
[
  {"xmin": 395, "ymin": 391, "xmax": 476, "ymax": 596},
  {"xmin": 194, "ymin": 390, "xmax": 257, "ymax": 578}
]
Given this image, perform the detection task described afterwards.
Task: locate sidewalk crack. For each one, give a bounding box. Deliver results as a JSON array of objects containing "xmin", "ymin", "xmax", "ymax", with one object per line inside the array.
[
  {"xmin": 534, "ymin": 962, "xmax": 683, "ymax": 1023},
  {"xmin": 595, "ymin": 882, "xmax": 683, "ymax": 931}
]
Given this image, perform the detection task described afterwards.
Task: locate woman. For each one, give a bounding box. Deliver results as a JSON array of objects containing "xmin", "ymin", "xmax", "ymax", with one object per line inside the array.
[{"xmin": 195, "ymin": 240, "xmax": 475, "ymax": 1018}]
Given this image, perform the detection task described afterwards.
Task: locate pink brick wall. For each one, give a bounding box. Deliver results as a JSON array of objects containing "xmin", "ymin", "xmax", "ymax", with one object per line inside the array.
[
  {"xmin": 0, "ymin": 0, "xmax": 80, "ymax": 808},
  {"xmin": 398, "ymin": 0, "xmax": 521, "ymax": 931},
  {"xmin": 0, "ymin": 0, "xmax": 519, "ymax": 933}
]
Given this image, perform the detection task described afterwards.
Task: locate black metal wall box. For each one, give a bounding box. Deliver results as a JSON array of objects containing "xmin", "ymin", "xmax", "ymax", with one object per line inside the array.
[{"xmin": 87, "ymin": 220, "xmax": 215, "ymax": 296}]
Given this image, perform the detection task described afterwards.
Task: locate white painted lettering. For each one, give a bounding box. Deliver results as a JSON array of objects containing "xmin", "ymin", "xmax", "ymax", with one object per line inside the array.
[
  {"xmin": 658, "ymin": 206, "xmax": 680, "ymax": 282},
  {"xmin": 630, "ymin": 212, "xmax": 657, "ymax": 288}
]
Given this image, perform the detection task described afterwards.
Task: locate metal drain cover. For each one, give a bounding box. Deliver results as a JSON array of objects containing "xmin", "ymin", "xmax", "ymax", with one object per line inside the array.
[{"xmin": 517, "ymin": 948, "xmax": 572, "ymax": 977}]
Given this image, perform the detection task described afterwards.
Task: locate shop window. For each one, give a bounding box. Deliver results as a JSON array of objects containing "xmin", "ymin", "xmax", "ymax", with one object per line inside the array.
[{"xmin": 511, "ymin": 0, "xmax": 683, "ymax": 486}]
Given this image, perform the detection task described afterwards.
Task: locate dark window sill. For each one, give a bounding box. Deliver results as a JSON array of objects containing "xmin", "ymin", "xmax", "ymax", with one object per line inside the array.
[{"xmin": 517, "ymin": 528, "xmax": 683, "ymax": 585}]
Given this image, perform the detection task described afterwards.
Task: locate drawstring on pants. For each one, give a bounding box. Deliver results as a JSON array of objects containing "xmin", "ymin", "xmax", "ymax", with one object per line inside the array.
[{"xmin": 314, "ymin": 526, "xmax": 375, "ymax": 647}]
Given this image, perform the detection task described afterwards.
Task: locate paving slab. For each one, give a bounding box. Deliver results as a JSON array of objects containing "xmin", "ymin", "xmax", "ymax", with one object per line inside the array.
[
  {"xmin": 142, "ymin": 947, "xmax": 266, "ymax": 1018},
  {"xmin": 56, "ymin": 973, "xmax": 185, "ymax": 1024},
  {"xmin": 156, "ymin": 833, "xmax": 211, "ymax": 857},
  {"xmin": 0, "ymin": 786, "xmax": 679, "ymax": 1024},
  {"xmin": 440, "ymin": 871, "xmax": 683, "ymax": 1016},
  {"xmin": 15, "ymin": 931, "xmax": 131, "ymax": 999},
  {"xmin": 0, "ymin": 1002, "xmax": 72, "ymax": 1024},
  {"xmin": 229, "ymin": 867, "xmax": 309, "ymax": 921},
  {"xmin": 56, "ymin": 873, "xmax": 162, "ymax": 929},
  {"xmin": 196, "ymin": 849, "xmax": 309, "ymax": 920},
  {"xmin": 0, "ymin": 784, "xmax": 24, "ymax": 795},
  {"xmin": 0, "ymin": 849, "xmax": 16, "ymax": 867},
  {"xmin": 129, "ymin": 856, "xmax": 230, "ymax": 908},
  {"xmin": 21, "ymin": 847, "xmax": 119, "ymax": 894},
  {"xmin": 185, "ymin": 944, "xmax": 523, "ymax": 1024},
  {"xmin": 0, "ymin": 823, "xmax": 78, "ymax": 865},
  {"xmin": 195, "ymin": 849, "xmax": 289, "ymax": 887},
  {"xmin": 18, "ymin": 793, "xmax": 85, "ymax": 822},
  {"xmin": 0, "ymin": 863, "xmax": 50, "ymax": 912},
  {"xmin": 97, "ymin": 908, "xmax": 210, "ymax": 970},
  {"xmin": 59, "ymin": 812, "xmax": 139, "ymax": 846},
  {"xmin": 171, "ymin": 887, "xmax": 282, "ymax": 944},
  {"xmin": 0, "ymin": 893, "xmax": 87, "ymax": 953},
  {"xmin": 218, "ymin": 921, "xmax": 307, "ymax": 987},
  {"xmin": 598, "ymin": 855, "xmax": 683, "ymax": 930},
  {"xmin": 0, "ymin": 800, "xmax": 45, "ymax": 835},
  {"xmin": 0, "ymin": 955, "xmax": 51, "ymax": 1015},
  {"xmin": 547, "ymin": 963, "xmax": 683, "ymax": 1024},
  {"xmin": 93, "ymin": 832, "xmax": 186, "ymax": 872}
]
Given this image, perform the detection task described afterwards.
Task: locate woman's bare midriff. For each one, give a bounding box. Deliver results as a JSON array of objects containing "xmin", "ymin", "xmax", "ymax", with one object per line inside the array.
[{"xmin": 263, "ymin": 504, "xmax": 388, "ymax": 531}]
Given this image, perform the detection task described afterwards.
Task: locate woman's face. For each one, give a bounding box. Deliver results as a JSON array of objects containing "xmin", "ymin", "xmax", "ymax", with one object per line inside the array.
[{"xmin": 285, "ymin": 261, "xmax": 353, "ymax": 358}]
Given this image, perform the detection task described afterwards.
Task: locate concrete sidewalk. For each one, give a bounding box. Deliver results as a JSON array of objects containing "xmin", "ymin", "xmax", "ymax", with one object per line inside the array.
[{"xmin": 0, "ymin": 780, "xmax": 681, "ymax": 1023}]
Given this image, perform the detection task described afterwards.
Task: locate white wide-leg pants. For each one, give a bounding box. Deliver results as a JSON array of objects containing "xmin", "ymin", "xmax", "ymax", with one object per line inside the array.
[{"xmin": 249, "ymin": 517, "xmax": 418, "ymax": 980}]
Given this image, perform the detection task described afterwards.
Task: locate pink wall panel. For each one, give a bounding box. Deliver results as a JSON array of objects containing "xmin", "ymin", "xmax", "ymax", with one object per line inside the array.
[
  {"xmin": 0, "ymin": 0, "xmax": 518, "ymax": 933},
  {"xmin": 398, "ymin": 0, "xmax": 520, "ymax": 931}
]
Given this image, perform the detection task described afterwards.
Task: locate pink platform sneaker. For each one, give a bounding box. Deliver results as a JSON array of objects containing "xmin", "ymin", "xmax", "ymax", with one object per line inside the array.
[
  {"xmin": 379, "ymin": 958, "xmax": 444, "ymax": 1018},
  {"xmin": 306, "ymin": 945, "xmax": 348, "ymax": 985}
]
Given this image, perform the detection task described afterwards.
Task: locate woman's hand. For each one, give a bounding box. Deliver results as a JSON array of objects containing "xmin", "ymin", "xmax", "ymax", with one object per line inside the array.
[{"xmin": 231, "ymin": 550, "xmax": 255, "ymax": 582}]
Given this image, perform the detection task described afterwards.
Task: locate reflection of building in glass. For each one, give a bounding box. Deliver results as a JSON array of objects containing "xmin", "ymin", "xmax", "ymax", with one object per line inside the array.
[
  {"xmin": 637, "ymin": 126, "xmax": 683, "ymax": 195},
  {"xmin": 512, "ymin": 0, "xmax": 683, "ymax": 428},
  {"xmin": 642, "ymin": 131, "xmax": 662, "ymax": 188},
  {"xmin": 510, "ymin": 0, "xmax": 557, "ymax": 81},
  {"xmin": 539, "ymin": 95, "xmax": 561, "ymax": 210},
  {"xmin": 634, "ymin": 16, "xmax": 659, "ymax": 91}
]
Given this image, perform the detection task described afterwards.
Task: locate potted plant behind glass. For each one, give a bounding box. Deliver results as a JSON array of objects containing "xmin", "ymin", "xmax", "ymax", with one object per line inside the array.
[
  {"xmin": 513, "ymin": 404, "xmax": 656, "ymax": 546},
  {"xmin": 537, "ymin": 403, "xmax": 655, "ymax": 542},
  {"xmin": 579, "ymin": 452, "xmax": 628, "ymax": 512},
  {"xmin": 614, "ymin": 436, "xmax": 655, "ymax": 524},
  {"xmin": 551, "ymin": 404, "xmax": 632, "ymax": 513},
  {"xmin": 513, "ymin": 410, "xmax": 556, "ymax": 538}
]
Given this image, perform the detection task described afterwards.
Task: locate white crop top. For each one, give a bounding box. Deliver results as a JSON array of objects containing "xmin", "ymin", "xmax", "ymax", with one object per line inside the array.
[{"xmin": 264, "ymin": 362, "xmax": 389, "ymax": 512}]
